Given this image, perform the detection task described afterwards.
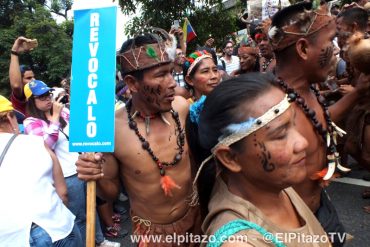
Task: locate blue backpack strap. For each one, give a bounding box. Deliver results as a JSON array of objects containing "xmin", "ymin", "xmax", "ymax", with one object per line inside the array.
[{"xmin": 207, "ymin": 219, "xmax": 286, "ymax": 247}]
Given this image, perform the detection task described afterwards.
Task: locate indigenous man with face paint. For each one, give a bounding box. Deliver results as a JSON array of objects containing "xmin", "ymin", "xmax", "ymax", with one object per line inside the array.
[
  {"xmin": 76, "ymin": 32, "xmax": 201, "ymax": 246},
  {"xmin": 255, "ymin": 19, "xmax": 277, "ymax": 73},
  {"xmin": 269, "ymin": 2, "xmax": 370, "ymax": 246}
]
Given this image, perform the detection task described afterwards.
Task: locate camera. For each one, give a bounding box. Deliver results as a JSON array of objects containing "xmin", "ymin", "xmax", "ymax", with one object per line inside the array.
[{"xmin": 59, "ymin": 95, "xmax": 69, "ymax": 104}]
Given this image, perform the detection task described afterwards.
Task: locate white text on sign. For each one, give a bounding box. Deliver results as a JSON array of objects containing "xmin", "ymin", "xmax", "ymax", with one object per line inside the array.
[{"xmin": 86, "ymin": 12, "xmax": 99, "ymax": 138}]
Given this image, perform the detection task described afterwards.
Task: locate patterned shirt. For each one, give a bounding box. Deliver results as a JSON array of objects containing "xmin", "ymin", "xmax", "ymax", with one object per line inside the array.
[{"xmin": 23, "ymin": 109, "xmax": 69, "ymax": 150}]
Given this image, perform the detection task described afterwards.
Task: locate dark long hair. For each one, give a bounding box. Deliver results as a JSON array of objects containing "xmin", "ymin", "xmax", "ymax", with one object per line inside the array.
[
  {"xmin": 26, "ymin": 96, "xmax": 67, "ymax": 129},
  {"xmin": 187, "ymin": 72, "xmax": 278, "ymax": 219}
]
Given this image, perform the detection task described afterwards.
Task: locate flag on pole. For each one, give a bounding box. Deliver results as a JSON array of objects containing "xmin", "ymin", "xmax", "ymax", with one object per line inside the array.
[{"xmin": 183, "ymin": 18, "xmax": 197, "ymax": 43}]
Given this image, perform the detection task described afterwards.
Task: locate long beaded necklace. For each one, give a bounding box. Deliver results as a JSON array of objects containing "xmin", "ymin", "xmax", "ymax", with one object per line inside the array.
[
  {"xmin": 126, "ymin": 99, "xmax": 185, "ymax": 196},
  {"xmin": 277, "ymin": 78, "xmax": 349, "ymax": 181},
  {"xmin": 262, "ymin": 58, "xmax": 273, "ymax": 72}
]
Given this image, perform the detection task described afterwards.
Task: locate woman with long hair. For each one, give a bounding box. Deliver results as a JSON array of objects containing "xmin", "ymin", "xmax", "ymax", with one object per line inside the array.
[
  {"xmin": 184, "ymin": 49, "xmax": 222, "ymax": 170},
  {"xmin": 22, "ymin": 80, "xmax": 88, "ymax": 243},
  {"xmin": 23, "ymin": 80, "xmax": 121, "ymax": 246},
  {"xmin": 188, "ymin": 73, "xmax": 331, "ymax": 246}
]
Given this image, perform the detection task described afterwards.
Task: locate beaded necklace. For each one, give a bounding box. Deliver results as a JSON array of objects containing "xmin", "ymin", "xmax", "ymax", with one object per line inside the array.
[
  {"xmin": 277, "ymin": 78, "xmax": 349, "ymax": 181},
  {"xmin": 262, "ymin": 58, "xmax": 273, "ymax": 72},
  {"xmin": 126, "ymin": 100, "xmax": 185, "ymax": 196}
]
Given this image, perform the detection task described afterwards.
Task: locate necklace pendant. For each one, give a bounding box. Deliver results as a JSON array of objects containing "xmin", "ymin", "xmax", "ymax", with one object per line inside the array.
[
  {"xmin": 323, "ymin": 161, "xmax": 336, "ymax": 181},
  {"xmin": 132, "ymin": 111, "xmax": 139, "ymax": 119},
  {"xmin": 326, "ymin": 132, "xmax": 331, "ymax": 147},
  {"xmin": 145, "ymin": 117, "xmax": 150, "ymax": 135},
  {"xmin": 161, "ymin": 113, "xmax": 171, "ymax": 126},
  {"xmin": 333, "ymin": 131, "xmax": 338, "ymax": 145},
  {"xmin": 332, "ymin": 122, "xmax": 346, "ymax": 137},
  {"xmin": 160, "ymin": 168, "xmax": 165, "ymax": 176}
]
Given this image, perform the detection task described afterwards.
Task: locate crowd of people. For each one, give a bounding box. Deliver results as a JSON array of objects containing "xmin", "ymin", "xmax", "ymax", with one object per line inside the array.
[{"xmin": 1, "ymin": 0, "xmax": 370, "ymax": 246}]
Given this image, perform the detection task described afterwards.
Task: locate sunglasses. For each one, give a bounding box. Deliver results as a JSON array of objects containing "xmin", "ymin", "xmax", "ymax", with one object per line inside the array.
[{"xmin": 35, "ymin": 92, "xmax": 53, "ymax": 101}]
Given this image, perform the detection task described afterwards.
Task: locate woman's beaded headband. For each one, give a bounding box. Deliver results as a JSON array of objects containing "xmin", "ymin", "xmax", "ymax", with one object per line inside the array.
[{"xmin": 189, "ymin": 94, "xmax": 292, "ymax": 206}]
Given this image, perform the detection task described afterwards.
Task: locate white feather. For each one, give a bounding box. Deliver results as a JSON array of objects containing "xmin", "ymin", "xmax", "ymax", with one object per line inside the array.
[
  {"xmin": 165, "ymin": 34, "xmax": 177, "ymax": 61},
  {"xmin": 268, "ymin": 26, "xmax": 279, "ymax": 39}
]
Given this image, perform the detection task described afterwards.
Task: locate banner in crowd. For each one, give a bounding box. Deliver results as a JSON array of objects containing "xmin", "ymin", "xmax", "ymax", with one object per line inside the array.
[
  {"xmin": 247, "ymin": 0, "xmax": 263, "ymax": 20},
  {"xmin": 261, "ymin": 0, "xmax": 291, "ymax": 20},
  {"xmin": 247, "ymin": 0, "xmax": 290, "ymax": 21},
  {"xmin": 69, "ymin": 6, "xmax": 117, "ymax": 152}
]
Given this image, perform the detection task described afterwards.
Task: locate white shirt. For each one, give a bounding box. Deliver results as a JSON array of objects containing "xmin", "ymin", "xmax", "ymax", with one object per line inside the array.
[
  {"xmin": 221, "ymin": 55, "xmax": 240, "ymax": 75},
  {"xmin": 56, "ymin": 123, "xmax": 79, "ymax": 177},
  {"xmin": 0, "ymin": 134, "xmax": 75, "ymax": 246}
]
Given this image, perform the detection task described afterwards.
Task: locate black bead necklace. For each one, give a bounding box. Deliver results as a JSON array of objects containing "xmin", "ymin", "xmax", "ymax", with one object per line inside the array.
[
  {"xmin": 277, "ymin": 78, "xmax": 347, "ymax": 180},
  {"xmin": 277, "ymin": 78, "xmax": 331, "ymax": 142},
  {"xmin": 126, "ymin": 100, "xmax": 185, "ymax": 176}
]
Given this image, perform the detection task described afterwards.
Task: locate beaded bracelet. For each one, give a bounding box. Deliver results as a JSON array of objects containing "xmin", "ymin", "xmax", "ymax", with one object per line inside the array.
[{"xmin": 11, "ymin": 50, "xmax": 19, "ymax": 56}]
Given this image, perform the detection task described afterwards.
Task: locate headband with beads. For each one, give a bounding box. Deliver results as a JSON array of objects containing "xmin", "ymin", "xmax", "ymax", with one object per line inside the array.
[
  {"xmin": 189, "ymin": 94, "xmax": 291, "ymax": 206},
  {"xmin": 185, "ymin": 50, "xmax": 212, "ymax": 76},
  {"xmin": 268, "ymin": 7, "xmax": 334, "ymax": 52},
  {"xmin": 117, "ymin": 27, "xmax": 177, "ymax": 73}
]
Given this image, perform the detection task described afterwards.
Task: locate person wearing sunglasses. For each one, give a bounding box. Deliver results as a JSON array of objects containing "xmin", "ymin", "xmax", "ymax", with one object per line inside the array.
[
  {"xmin": 22, "ymin": 80, "xmax": 120, "ymax": 246},
  {"xmin": 22, "ymin": 79, "xmax": 92, "ymax": 244}
]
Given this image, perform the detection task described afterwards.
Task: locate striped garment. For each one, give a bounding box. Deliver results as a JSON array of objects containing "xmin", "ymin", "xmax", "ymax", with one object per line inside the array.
[{"xmin": 23, "ymin": 109, "xmax": 69, "ymax": 150}]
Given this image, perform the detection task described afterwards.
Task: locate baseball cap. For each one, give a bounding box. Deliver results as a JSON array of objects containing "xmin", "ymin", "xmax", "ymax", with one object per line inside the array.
[
  {"xmin": 0, "ymin": 95, "xmax": 14, "ymax": 113},
  {"xmin": 24, "ymin": 80, "xmax": 53, "ymax": 100},
  {"xmin": 0, "ymin": 95, "xmax": 25, "ymax": 124}
]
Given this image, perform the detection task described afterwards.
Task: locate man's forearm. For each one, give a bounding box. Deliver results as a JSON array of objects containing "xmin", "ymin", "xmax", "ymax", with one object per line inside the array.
[
  {"xmin": 329, "ymin": 89, "xmax": 359, "ymax": 123},
  {"xmin": 9, "ymin": 54, "xmax": 23, "ymax": 98},
  {"xmin": 96, "ymin": 178, "xmax": 120, "ymax": 202},
  {"xmin": 180, "ymin": 38, "xmax": 186, "ymax": 55}
]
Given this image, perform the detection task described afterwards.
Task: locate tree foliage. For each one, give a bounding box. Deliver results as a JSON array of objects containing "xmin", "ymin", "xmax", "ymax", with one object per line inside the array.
[
  {"xmin": 116, "ymin": 0, "xmax": 240, "ymax": 53},
  {"xmin": 47, "ymin": 0, "xmax": 73, "ymax": 20},
  {"xmin": 187, "ymin": 4, "xmax": 239, "ymax": 51},
  {"xmin": 0, "ymin": 0, "xmax": 72, "ymax": 96}
]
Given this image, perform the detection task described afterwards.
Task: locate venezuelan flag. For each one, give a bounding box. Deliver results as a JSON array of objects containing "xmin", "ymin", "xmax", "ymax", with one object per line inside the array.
[{"xmin": 183, "ymin": 18, "xmax": 197, "ymax": 43}]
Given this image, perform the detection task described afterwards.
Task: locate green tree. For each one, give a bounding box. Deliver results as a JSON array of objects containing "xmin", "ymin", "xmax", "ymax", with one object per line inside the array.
[
  {"xmin": 47, "ymin": 0, "xmax": 73, "ymax": 20},
  {"xmin": 116, "ymin": 0, "xmax": 239, "ymax": 53},
  {"xmin": 0, "ymin": 0, "xmax": 72, "ymax": 96},
  {"xmin": 187, "ymin": 4, "xmax": 239, "ymax": 51}
]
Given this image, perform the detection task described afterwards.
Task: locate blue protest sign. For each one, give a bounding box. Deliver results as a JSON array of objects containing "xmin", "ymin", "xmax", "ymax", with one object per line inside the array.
[{"xmin": 70, "ymin": 6, "xmax": 117, "ymax": 152}]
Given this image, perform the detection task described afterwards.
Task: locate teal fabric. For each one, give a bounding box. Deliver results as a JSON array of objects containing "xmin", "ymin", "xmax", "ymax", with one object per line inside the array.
[{"xmin": 207, "ymin": 219, "xmax": 287, "ymax": 247}]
